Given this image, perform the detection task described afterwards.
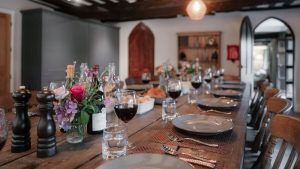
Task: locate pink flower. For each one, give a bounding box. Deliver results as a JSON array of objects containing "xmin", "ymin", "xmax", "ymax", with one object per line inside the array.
[{"xmin": 70, "ymin": 84, "xmax": 85, "ymax": 102}]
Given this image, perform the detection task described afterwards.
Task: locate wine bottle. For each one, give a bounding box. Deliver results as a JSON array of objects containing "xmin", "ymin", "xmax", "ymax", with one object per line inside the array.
[
  {"xmin": 87, "ymin": 65, "xmax": 106, "ymax": 134},
  {"xmin": 87, "ymin": 104, "xmax": 106, "ymax": 134}
]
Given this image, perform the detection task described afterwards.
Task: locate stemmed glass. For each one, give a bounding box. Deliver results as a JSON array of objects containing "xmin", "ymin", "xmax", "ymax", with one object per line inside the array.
[
  {"xmin": 114, "ymin": 90, "xmax": 138, "ymax": 149},
  {"xmin": 0, "ymin": 108, "xmax": 8, "ymax": 151},
  {"xmin": 204, "ymin": 72, "xmax": 212, "ymax": 93},
  {"xmin": 141, "ymin": 72, "xmax": 151, "ymax": 84},
  {"xmin": 191, "ymin": 72, "xmax": 203, "ymax": 90},
  {"xmin": 212, "ymin": 70, "xmax": 220, "ymax": 83},
  {"xmin": 189, "ymin": 73, "xmax": 202, "ymax": 104},
  {"xmin": 49, "ymin": 81, "xmax": 66, "ymax": 100},
  {"xmin": 219, "ymin": 68, "xmax": 225, "ymax": 83},
  {"xmin": 167, "ymin": 79, "xmax": 182, "ymax": 116}
]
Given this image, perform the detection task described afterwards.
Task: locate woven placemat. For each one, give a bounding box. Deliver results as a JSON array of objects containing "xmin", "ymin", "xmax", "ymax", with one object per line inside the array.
[
  {"xmin": 129, "ymin": 144, "xmax": 224, "ymax": 169},
  {"xmin": 149, "ymin": 126, "xmax": 231, "ymax": 154}
]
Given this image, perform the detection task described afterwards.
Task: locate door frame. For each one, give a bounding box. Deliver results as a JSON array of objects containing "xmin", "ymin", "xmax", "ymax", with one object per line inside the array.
[
  {"xmin": 0, "ymin": 8, "xmax": 15, "ymax": 92},
  {"xmin": 239, "ymin": 16, "xmax": 254, "ymax": 83},
  {"xmin": 253, "ymin": 17, "xmax": 295, "ymax": 102}
]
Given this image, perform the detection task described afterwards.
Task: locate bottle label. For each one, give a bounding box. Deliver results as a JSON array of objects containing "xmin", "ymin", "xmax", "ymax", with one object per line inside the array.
[{"xmin": 92, "ymin": 110, "xmax": 106, "ymax": 131}]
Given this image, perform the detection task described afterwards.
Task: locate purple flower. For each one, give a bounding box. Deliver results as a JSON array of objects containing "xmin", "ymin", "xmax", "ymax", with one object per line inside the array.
[{"xmin": 54, "ymin": 100, "xmax": 78, "ymax": 131}]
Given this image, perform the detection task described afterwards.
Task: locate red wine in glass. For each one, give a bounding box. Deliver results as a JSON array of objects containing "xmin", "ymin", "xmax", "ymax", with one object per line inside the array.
[
  {"xmin": 114, "ymin": 104, "xmax": 138, "ymax": 123},
  {"xmin": 204, "ymin": 78, "xmax": 211, "ymax": 83},
  {"xmin": 142, "ymin": 79, "xmax": 150, "ymax": 84},
  {"xmin": 168, "ymin": 90, "xmax": 181, "ymax": 100},
  {"xmin": 213, "ymin": 74, "xmax": 219, "ymax": 79},
  {"xmin": 191, "ymin": 82, "xmax": 202, "ymax": 89}
]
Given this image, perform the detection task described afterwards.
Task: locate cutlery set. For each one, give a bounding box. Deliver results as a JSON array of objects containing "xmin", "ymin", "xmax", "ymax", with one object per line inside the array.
[{"xmin": 161, "ymin": 145, "xmax": 216, "ymax": 168}]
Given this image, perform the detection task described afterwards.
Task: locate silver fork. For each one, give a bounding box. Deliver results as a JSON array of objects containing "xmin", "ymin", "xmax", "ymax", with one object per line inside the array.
[
  {"xmin": 161, "ymin": 145, "xmax": 216, "ymax": 168},
  {"xmin": 168, "ymin": 134, "xmax": 219, "ymax": 148},
  {"xmin": 205, "ymin": 109, "xmax": 232, "ymax": 115}
]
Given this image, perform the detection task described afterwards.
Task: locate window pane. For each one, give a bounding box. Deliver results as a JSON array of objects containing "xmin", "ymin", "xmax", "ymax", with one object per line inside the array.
[
  {"xmin": 286, "ymin": 53, "xmax": 293, "ymax": 66},
  {"xmin": 286, "ymin": 68, "xmax": 293, "ymax": 82},
  {"xmin": 287, "ymin": 39, "xmax": 293, "ymax": 50},
  {"xmin": 286, "ymin": 84, "xmax": 293, "ymax": 98}
]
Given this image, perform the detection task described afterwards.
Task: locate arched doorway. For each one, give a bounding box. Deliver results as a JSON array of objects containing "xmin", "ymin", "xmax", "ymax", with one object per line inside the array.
[
  {"xmin": 253, "ymin": 17, "xmax": 295, "ymax": 101},
  {"xmin": 128, "ymin": 22, "xmax": 154, "ymax": 78}
]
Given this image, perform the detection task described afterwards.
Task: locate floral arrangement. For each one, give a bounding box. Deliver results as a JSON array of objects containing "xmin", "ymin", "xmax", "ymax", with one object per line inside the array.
[
  {"xmin": 179, "ymin": 58, "xmax": 202, "ymax": 75},
  {"xmin": 54, "ymin": 64, "xmax": 103, "ymax": 132},
  {"xmin": 154, "ymin": 63, "xmax": 176, "ymax": 77}
]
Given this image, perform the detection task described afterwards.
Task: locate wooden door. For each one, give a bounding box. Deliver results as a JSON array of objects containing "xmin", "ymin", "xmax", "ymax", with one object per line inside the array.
[
  {"xmin": 129, "ymin": 22, "xmax": 154, "ymax": 78},
  {"xmin": 240, "ymin": 16, "xmax": 253, "ymax": 83},
  {"xmin": 0, "ymin": 13, "xmax": 11, "ymax": 95}
]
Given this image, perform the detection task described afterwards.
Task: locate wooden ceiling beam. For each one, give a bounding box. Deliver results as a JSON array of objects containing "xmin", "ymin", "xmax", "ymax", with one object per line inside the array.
[{"xmin": 34, "ymin": 0, "xmax": 300, "ymax": 22}]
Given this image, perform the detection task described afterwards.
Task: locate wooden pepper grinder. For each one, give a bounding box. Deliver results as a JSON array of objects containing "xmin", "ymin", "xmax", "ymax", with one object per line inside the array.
[
  {"xmin": 11, "ymin": 86, "xmax": 32, "ymax": 153},
  {"xmin": 36, "ymin": 87, "xmax": 57, "ymax": 158}
]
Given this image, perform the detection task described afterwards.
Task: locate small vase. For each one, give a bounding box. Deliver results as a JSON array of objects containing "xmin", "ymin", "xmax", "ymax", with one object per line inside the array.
[{"xmin": 66, "ymin": 123, "xmax": 85, "ymax": 144}]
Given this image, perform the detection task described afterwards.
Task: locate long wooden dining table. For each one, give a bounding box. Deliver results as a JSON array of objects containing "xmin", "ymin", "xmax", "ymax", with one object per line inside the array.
[{"xmin": 0, "ymin": 85, "xmax": 251, "ymax": 169}]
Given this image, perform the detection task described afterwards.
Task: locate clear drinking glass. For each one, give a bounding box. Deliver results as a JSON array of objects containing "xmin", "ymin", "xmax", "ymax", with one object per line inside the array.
[
  {"xmin": 0, "ymin": 108, "xmax": 8, "ymax": 151},
  {"xmin": 102, "ymin": 124, "xmax": 127, "ymax": 160},
  {"xmin": 114, "ymin": 90, "xmax": 138, "ymax": 149},
  {"xmin": 49, "ymin": 81, "xmax": 66, "ymax": 100},
  {"xmin": 162, "ymin": 98, "xmax": 176, "ymax": 121}
]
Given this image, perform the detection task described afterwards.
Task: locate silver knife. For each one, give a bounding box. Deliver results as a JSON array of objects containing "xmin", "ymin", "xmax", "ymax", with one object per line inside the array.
[{"xmin": 179, "ymin": 157, "xmax": 215, "ymax": 169}]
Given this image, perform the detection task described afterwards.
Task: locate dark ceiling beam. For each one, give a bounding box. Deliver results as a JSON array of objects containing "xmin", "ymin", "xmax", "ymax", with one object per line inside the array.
[
  {"xmin": 33, "ymin": 0, "xmax": 300, "ymax": 22},
  {"xmin": 283, "ymin": 0, "xmax": 295, "ymax": 6}
]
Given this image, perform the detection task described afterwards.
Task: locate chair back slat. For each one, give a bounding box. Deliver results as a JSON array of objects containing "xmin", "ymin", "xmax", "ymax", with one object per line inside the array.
[
  {"xmin": 273, "ymin": 140, "xmax": 288, "ymax": 169},
  {"xmin": 267, "ymin": 98, "xmax": 292, "ymax": 115},
  {"xmin": 284, "ymin": 148, "xmax": 297, "ymax": 169},
  {"xmin": 271, "ymin": 115, "xmax": 300, "ymax": 154},
  {"xmin": 269, "ymin": 115, "xmax": 300, "ymax": 168}
]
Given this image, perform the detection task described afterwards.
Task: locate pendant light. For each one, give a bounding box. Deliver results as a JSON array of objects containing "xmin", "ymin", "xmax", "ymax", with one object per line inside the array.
[{"xmin": 186, "ymin": 0, "xmax": 207, "ymax": 20}]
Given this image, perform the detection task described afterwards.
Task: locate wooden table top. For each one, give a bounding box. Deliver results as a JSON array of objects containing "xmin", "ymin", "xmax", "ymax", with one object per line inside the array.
[{"xmin": 0, "ymin": 85, "xmax": 250, "ymax": 169}]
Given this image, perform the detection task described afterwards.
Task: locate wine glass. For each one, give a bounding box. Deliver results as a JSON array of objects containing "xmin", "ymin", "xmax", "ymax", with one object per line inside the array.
[
  {"xmin": 219, "ymin": 68, "xmax": 225, "ymax": 84},
  {"xmin": 167, "ymin": 79, "xmax": 182, "ymax": 101},
  {"xmin": 212, "ymin": 70, "xmax": 220, "ymax": 87},
  {"xmin": 114, "ymin": 90, "xmax": 138, "ymax": 149},
  {"xmin": 191, "ymin": 73, "xmax": 203, "ymax": 90},
  {"xmin": 141, "ymin": 72, "xmax": 151, "ymax": 84},
  {"xmin": 49, "ymin": 81, "xmax": 66, "ymax": 100},
  {"xmin": 0, "ymin": 108, "xmax": 8, "ymax": 151},
  {"xmin": 203, "ymin": 72, "xmax": 212, "ymax": 93}
]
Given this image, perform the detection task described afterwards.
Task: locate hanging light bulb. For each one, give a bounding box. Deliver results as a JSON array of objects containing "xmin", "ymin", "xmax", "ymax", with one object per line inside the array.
[{"xmin": 186, "ymin": 0, "xmax": 207, "ymax": 20}]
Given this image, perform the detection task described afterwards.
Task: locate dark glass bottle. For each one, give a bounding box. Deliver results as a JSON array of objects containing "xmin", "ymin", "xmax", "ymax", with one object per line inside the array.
[
  {"xmin": 36, "ymin": 87, "xmax": 57, "ymax": 158},
  {"xmin": 11, "ymin": 86, "xmax": 32, "ymax": 153},
  {"xmin": 87, "ymin": 65, "xmax": 105, "ymax": 134}
]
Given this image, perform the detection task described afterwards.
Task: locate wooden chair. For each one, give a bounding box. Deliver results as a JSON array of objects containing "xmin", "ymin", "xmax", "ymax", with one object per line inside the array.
[
  {"xmin": 250, "ymin": 87, "xmax": 280, "ymax": 130},
  {"xmin": 251, "ymin": 98, "xmax": 292, "ymax": 153},
  {"xmin": 248, "ymin": 80, "xmax": 269, "ymax": 119},
  {"xmin": 252, "ymin": 115, "xmax": 300, "ymax": 169}
]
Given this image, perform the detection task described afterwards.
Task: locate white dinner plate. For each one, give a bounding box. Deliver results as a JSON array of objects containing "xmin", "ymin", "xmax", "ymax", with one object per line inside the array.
[
  {"xmin": 210, "ymin": 89, "xmax": 242, "ymax": 98},
  {"xmin": 172, "ymin": 114, "xmax": 233, "ymax": 135},
  {"xmin": 197, "ymin": 97, "xmax": 239, "ymax": 111},
  {"xmin": 97, "ymin": 153, "xmax": 194, "ymax": 169}
]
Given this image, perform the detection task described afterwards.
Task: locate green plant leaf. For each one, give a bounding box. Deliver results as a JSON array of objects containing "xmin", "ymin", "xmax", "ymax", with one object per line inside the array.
[{"xmin": 80, "ymin": 111, "xmax": 89, "ymax": 125}]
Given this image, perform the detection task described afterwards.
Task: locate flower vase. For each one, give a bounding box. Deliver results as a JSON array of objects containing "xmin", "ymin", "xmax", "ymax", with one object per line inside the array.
[{"xmin": 66, "ymin": 123, "xmax": 85, "ymax": 144}]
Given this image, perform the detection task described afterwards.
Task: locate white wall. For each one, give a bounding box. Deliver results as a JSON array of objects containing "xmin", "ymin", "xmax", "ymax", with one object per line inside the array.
[
  {"xmin": 0, "ymin": 0, "xmax": 51, "ymax": 91},
  {"xmin": 115, "ymin": 8, "xmax": 300, "ymax": 111}
]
